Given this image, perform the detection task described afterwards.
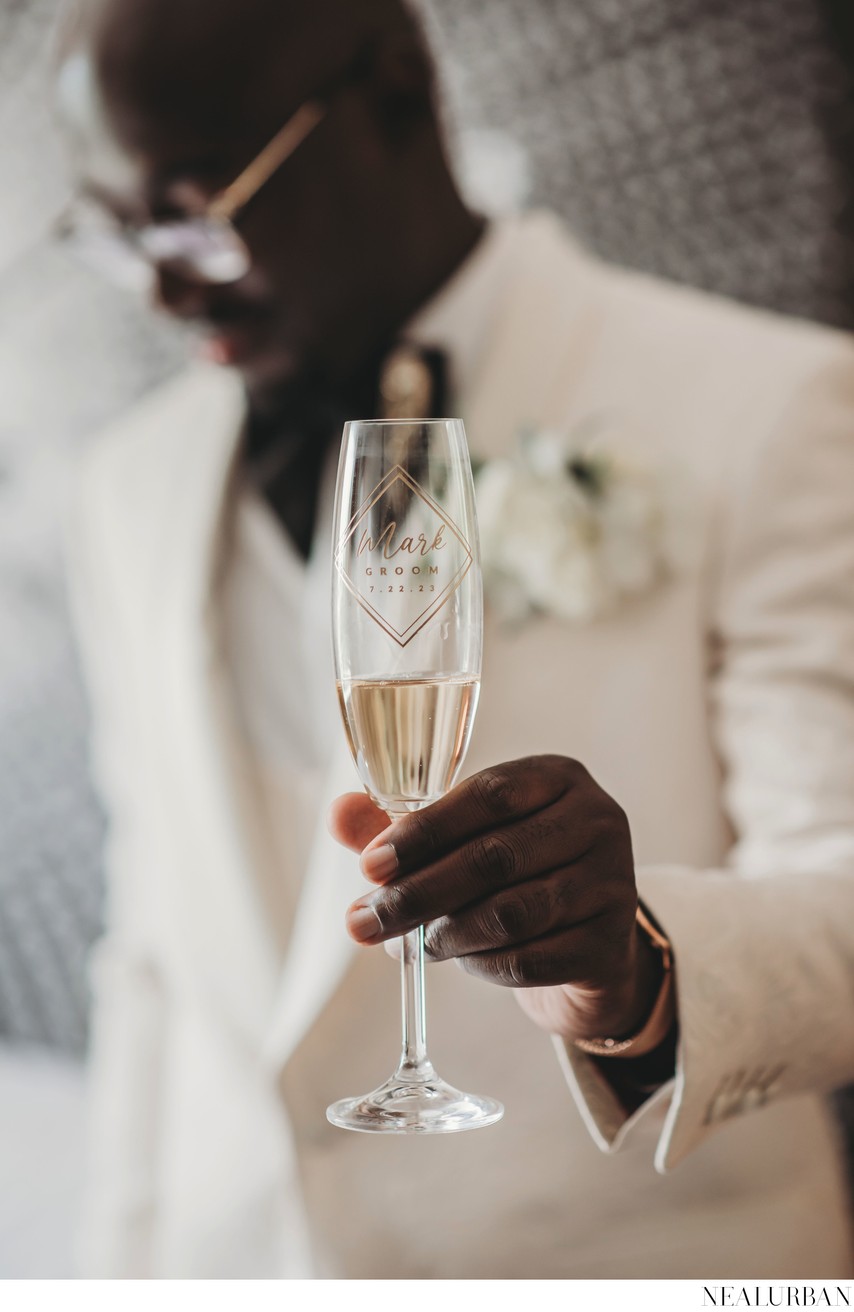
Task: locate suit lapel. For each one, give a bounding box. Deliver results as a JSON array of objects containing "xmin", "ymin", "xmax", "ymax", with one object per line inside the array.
[
  {"xmin": 462, "ymin": 216, "xmax": 602, "ymax": 457},
  {"xmin": 148, "ymin": 366, "xmax": 287, "ymax": 1041},
  {"xmin": 262, "ymin": 454, "xmax": 365, "ymax": 1069},
  {"xmin": 142, "ymin": 368, "xmax": 363, "ymax": 1062}
]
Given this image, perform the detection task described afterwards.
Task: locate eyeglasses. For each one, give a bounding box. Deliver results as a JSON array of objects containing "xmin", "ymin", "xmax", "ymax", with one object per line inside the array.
[{"xmin": 56, "ymin": 96, "xmax": 328, "ymax": 291}]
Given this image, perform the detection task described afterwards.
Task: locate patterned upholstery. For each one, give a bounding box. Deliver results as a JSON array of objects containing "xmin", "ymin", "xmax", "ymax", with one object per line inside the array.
[
  {"xmin": 0, "ymin": 1, "xmax": 183, "ymax": 1054},
  {"xmin": 0, "ymin": 591, "xmax": 102, "ymax": 1052},
  {"xmin": 421, "ymin": 0, "xmax": 854, "ymax": 327}
]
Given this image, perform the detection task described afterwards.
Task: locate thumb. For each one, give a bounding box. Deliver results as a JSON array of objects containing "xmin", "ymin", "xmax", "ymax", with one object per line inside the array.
[{"xmin": 328, "ymin": 792, "xmax": 390, "ymax": 855}]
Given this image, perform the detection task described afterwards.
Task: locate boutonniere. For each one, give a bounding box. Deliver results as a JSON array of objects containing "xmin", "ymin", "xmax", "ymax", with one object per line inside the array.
[{"xmin": 473, "ymin": 421, "xmax": 692, "ymax": 624}]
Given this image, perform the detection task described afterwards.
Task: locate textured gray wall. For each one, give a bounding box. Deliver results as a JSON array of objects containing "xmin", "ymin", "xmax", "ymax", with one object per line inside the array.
[
  {"xmin": 0, "ymin": 0, "xmax": 184, "ymax": 1051},
  {"xmin": 422, "ymin": 0, "xmax": 854, "ymax": 326}
]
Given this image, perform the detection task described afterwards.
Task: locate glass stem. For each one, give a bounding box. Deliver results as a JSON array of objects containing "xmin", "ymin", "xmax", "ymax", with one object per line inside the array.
[
  {"xmin": 388, "ymin": 807, "xmax": 434, "ymax": 1083},
  {"xmin": 398, "ymin": 926, "xmax": 432, "ymax": 1079}
]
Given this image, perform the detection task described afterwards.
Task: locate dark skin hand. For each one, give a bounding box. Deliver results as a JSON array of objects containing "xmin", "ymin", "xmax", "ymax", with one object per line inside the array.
[{"xmin": 329, "ymin": 755, "xmax": 664, "ymax": 1043}]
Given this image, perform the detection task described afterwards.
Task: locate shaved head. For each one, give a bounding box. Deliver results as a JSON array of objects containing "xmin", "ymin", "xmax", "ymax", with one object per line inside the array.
[
  {"xmin": 57, "ymin": 0, "xmax": 429, "ymax": 159},
  {"xmin": 53, "ymin": 0, "xmax": 480, "ymax": 426}
]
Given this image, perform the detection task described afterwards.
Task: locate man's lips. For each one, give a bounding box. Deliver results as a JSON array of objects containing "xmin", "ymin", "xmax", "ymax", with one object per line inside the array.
[
  {"xmin": 184, "ymin": 304, "xmax": 300, "ymax": 381},
  {"xmin": 195, "ymin": 316, "xmax": 266, "ymax": 367},
  {"xmin": 197, "ymin": 333, "xmax": 243, "ymax": 366}
]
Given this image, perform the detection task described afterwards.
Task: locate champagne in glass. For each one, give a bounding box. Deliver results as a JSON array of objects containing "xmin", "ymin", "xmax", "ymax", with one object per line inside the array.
[
  {"xmin": 336, "ymin": 674, "xmax": 480, "ymax": 810},
  {"xmin": 328, "ymin": 418, "xmax": 503, "ymax": 1134}
]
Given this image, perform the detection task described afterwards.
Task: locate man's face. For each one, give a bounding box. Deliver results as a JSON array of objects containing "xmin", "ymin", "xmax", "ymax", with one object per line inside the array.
[{"xmin": 58, "ymin": 2, "xmax": 427, "ymax": 406}]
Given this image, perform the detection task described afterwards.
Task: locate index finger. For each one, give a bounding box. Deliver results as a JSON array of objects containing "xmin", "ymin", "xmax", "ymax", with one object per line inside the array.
[{"xmin": 360, "ymin": 755, "xmax": 577, "ymax": 882}]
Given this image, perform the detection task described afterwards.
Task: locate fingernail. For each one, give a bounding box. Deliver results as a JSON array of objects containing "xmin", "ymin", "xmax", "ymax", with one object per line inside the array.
[
  {"xmin": 360, "ymin": 843, "xmax": 398, "ymax": 881},
  {"xmin": 362, "ymin": 823, "xmax": 393, "ymax": 852},
  {"xmin": 347, "ymin": 901, "xmax": 383, "ymax": 944}
]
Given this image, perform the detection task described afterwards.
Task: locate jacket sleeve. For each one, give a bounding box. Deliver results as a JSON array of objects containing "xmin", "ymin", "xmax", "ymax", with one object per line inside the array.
[
  {"xmin": 557, "ymin": 342, "xmax": 854, "ymax": 1171},
  {"xmin": 66, "ymin": 456, "xmax": 170, "ymax": 1275}
]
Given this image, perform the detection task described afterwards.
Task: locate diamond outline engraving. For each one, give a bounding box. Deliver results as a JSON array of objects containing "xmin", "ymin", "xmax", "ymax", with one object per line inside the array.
[{"xmin": 335, "ymin": 464, "xmax": 473, "ymax": 647}]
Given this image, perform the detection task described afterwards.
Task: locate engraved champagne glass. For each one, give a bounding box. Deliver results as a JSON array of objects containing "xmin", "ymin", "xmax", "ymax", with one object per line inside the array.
[{"xmin": 328, "ymin": 418, "xmax": 504, "ymax": 1133}]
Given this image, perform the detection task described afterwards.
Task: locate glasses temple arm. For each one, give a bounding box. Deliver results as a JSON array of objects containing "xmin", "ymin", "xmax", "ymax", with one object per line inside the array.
[{"xmin": 207, "ymin": 99, "xmax": 327, "ymax": 222}]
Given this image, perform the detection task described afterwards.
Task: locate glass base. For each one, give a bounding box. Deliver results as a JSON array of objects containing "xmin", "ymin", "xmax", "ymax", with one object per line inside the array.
[{"xmin": 327, "ymin": 1065, "xmax": 504, "ymax": 1135}]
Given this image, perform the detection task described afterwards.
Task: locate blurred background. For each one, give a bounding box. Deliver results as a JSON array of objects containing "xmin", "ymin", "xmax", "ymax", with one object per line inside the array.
[{"xmin": 2, "ymin": 0, "xmax": 854, "ymax": 1277}]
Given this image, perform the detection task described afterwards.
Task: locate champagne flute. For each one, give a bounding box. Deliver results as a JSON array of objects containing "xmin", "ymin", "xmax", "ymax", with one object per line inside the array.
[{"xmin": 328, "ymin": 418, "xmax": 504, "ymax": 1134}]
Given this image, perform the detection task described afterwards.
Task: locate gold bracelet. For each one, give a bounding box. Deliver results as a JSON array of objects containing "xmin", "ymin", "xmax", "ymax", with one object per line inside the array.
[{"xmin": 573, "ymin": 903, "xmax": 674, "ymax": 1059}]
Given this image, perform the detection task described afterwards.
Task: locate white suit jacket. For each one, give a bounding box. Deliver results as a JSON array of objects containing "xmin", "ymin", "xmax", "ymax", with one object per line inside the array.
[{"xmin": 68, "ymin": 214, "xmax": 854, "ymax": 1278}]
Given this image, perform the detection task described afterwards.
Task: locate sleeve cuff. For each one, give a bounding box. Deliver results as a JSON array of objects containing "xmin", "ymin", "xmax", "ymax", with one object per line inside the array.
[
  {"xmin": 553, "ymin": 1033, "xmax": 680, "ymax": 1168},
  {"xmin": 554, "ymin": 862, "xmax": 854, "ymax": 1173}
]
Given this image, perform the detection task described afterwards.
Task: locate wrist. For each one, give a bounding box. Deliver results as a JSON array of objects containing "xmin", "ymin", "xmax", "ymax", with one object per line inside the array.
[
  {"xmin": 574, "ymin": 903, "xmax": 675, "ymax": 1059},
  {"xmin": 593, "ymin": 1018, "xmax": 679, "ymax": 1115}
]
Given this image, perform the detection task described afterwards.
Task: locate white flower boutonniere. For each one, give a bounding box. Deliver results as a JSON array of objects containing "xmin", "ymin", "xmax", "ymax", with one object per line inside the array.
[{"xmin": 474, "ymin": 423, "xmax": 691, "ymax": 624}]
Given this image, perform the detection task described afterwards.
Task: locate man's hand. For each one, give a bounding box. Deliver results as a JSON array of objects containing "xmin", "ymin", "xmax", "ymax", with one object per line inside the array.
[{"xmin": 328, "ymin": 755, "xmax": 664, "ymax": 1043}]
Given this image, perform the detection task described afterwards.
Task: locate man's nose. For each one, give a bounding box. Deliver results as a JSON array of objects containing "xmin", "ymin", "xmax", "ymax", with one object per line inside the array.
[{"xmin": 151, "ymin": 264, "xmax": 213, "ymax": 320}]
